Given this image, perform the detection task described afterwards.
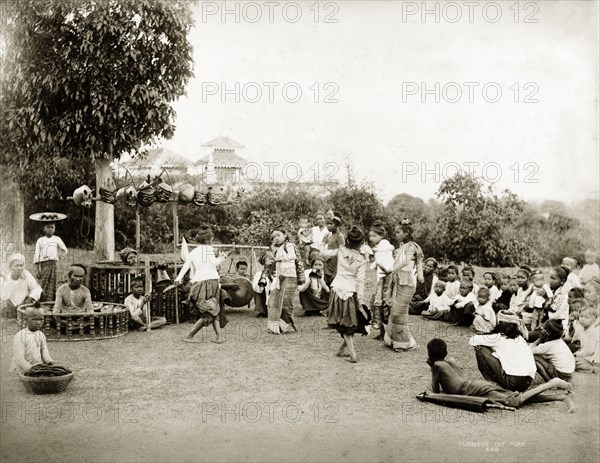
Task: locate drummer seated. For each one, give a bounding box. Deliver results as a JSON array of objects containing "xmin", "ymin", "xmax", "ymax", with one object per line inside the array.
[{"xmin": 125, "ymin": 278, "xmax": 167, "ymax": 331}]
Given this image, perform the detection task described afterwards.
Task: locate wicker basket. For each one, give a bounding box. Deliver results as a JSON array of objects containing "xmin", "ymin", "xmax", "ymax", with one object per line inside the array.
[{"xmin": 19, "ymin": 372, "xmax": 74, "ymax": 394}]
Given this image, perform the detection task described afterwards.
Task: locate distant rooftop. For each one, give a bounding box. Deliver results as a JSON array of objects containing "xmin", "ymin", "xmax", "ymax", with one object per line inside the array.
[
  {"xmin": 195, "ymin": 150, "xmax": 248, "ymax": 167},
  {"xmin": 201, "ymin": 136, "xmax": 244, "ymax": 150}
]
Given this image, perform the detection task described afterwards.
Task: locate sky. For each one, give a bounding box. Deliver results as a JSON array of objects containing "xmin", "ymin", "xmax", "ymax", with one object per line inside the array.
[{"xmin": 161, "ymin": 0, "xmax": 599, "ymax": 205}]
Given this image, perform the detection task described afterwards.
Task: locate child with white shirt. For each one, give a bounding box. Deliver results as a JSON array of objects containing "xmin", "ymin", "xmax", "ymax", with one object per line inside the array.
[
  {"xmin": 580, "ymin": 250, "xmax": 600, "ymax": 284},
  {"xmin": 422, "ymin": 281, "xmax": 452, "ymax": 320},
  {"xmin": 252, "ymin": 251, "xmax": 276, "ymax": 318},
  {"xmin": 368, "ymin": 223, "xmax": 394, "ymax": 340},
  {"xmin": 124, "ymin": 278, "xmax": 167, "ymax": 331},
  {"xmin": 482, "ymin": 271, "xmax": 501, "ymax": 304},
  {"xmin": 472, "ymin": 287, "xmax": 496, "ymax": 334},
  {"xmin": 443, "ymin": 265, "xmax": 460, "ymax": 299},
  {"xmin": 573, "ymin": 307, "xmax": 600, "ymax": 373},
  {"xmin": 34, "ymin": 222, "xmax": 68, "ymax": 303},
  {"xmin": 11, "ymin": 306, "xmax": 54, "ymax": 372},
  {"xmin": 529, "ymin": 270, "xmax": 553, "ymax": 331},
  {"xmin": 444, "ymin": 280, "xmax": 476, "ymax": 325},
  {"xmin": 530, "ymin": 318, "xmax": 575, "ymax": 382},
  {"xmin": 562, "ymin": 257, "xmax": 582, "ymax": 293}
]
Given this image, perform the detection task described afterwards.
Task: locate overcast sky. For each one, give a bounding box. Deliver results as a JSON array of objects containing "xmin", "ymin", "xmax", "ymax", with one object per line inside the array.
[{"xmin": 162, "ymin": 0, "xmax": 599, "ymax": 204}]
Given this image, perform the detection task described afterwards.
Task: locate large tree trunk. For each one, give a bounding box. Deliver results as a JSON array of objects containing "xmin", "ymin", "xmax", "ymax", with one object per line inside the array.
[
  {"xmin": 0, "ymin": 166, "xmax": 25, "ymax": 265},
  {"xmin": 94, "ymin": 157, "xmax": 115, "ymax": 261}
]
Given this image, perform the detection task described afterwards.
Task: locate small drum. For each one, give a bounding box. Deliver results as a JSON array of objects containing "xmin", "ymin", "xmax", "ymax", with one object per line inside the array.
[{"xmin": 221, "ymin": 277, "xmax": 254, "ymax": 307}]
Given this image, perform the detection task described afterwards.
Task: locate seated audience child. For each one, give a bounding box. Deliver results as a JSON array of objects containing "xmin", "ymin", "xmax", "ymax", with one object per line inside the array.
[
  {"xmin": 580, "ymin": 250, "xmax": 600, "ymax": 284},
  {"xmin": 461, "ymin": 265, "xmax": 478, "ymax": 295},
  {"xmin": 529, "ymin": 269, "xmax": 553, "ymax": 331},
  {"xmin": 421, "ymin": 281, "xmax": 452, "ymax": 320},
  {"xmin": 510, "ymin": 266, "xmax": 533, "ymax": 314},
  {"xmin": 482, "ymin": 271, "xmax": 501, "ymax": 305},
  {"xmin": 573, "ymin": 306, "xmax": 600, "ymax": 373},
  {"xmin": 297, "ymin": 217, "xmax": 314, "ymax": 266},
  {"xmin": 493, "ymin": 274, "xmax": 514, "ymax": 312},
  {"xmin": 11, "ymin": 306, "xmax": 54, "ymax": 372},
  {"xmin": 409, "ymin": 257, "xmax": 438, "ymax": 316},
  {"xmin": 530, "ymin": 319, "xmax": 575, "ymax": 382},
  {"xmin": 562, "ymin": 257, "xmax": 582, "ymax": 293},
  {"xmin": 472, "ymin": 287, "xmax": 497, "ymax": 334},
  {"xmin": 443, "ymin": 280, "xmax": 476, "ymax": 325},
  {"xmin": 443, "ymin": 265, "xmax": 460, "ymax": 299},
  {"xmin": 124, "ymin": 277, "xmax": 167, "ymax": 331},
  {"xmin": 583, "ymin": 279, "xmax": 600, "ymax": 308},
  {"xmin": 437, "ymin": 266, "xmax": 449, "ymax": 283},
  {"xmin": 427, "ymin": 338, "xmax": 574, "ymax": 411},
  {"xmin": 564, "ymin": 298, "xmax": 588, "ymax": 353}
]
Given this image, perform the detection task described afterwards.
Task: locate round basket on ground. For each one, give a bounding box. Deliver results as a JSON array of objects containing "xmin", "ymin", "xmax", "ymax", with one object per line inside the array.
[{"xmin": 19, "ymin": 372, "xmax": 75, "ymax": 395}]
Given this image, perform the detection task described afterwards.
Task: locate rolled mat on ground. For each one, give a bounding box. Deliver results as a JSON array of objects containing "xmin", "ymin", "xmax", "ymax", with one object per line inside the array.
[{"xmin": 416, "ymin": 391, "xmax": 516, "ymax": 413}]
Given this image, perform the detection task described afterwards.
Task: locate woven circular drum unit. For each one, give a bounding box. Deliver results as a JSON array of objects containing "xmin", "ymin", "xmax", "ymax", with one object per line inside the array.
[{"xmin": 17, "ymin": 302, "xmax": 129, "ymax": 341}]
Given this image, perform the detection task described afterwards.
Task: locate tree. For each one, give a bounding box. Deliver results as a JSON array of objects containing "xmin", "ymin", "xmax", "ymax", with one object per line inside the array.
[
  {"xmin": 435, "ymin": 173, "xmax": 537, "ymax": 266},
  {"xmin": 0, "ymin": 0, "xmax": 194, "ymax": 259}
]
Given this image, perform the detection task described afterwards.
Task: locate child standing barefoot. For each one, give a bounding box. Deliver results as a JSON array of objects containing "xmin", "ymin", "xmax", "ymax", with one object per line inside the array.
[
  {"xmin": 368, "ymin": 223, "xmax": 394, "ymax": 340},
  {"xmin": 175, "ymin": 226, "xmax": 228, "ymax": 344},
  {"xmin": 34, "ymin": 221, "xmax": 68, "ymax": 303},
  {"xmin": 321, "ymin": 226, "xmax": 369, "ymax": 363}
]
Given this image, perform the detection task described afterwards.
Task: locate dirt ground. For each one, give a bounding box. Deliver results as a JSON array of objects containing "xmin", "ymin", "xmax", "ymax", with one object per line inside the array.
[
  {"xmin": 1, "ymin": 254, "xmax": 599, "ymax": 462},
  {"xmin": 1, "ymin": 307, "xmax": 599, "ymax": 463}
]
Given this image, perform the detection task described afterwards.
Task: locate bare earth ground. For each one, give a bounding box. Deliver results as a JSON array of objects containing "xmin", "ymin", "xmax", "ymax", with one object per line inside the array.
[{"xmin": 1, "ymin": 252, "xmax": 599, "ymax": 463}]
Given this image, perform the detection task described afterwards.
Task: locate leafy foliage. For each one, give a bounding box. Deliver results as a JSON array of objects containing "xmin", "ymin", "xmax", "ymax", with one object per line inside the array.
[{"xmin": 0, "ymin": 0, "xmax": 194, "ymax": 198}]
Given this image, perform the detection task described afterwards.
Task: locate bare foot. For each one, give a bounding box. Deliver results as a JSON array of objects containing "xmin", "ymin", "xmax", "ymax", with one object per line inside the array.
[
  {"xmin": 346, "ymin": 357, "xmax": 357, "ymax": 363},
  {"xmin": 373, "ymin": 334, "xmax": 383, "ymax": 341},
  {"xmin": 564, "ymin": 394, "xmax": 576, "ymax": 413},
  {"xmin": 547, "ymin": 378, "xmax": 573, "ymax": 392},
  {"xmin": 336, "ymin": 352, "xmax": 350, "ymax": 358},
  {"xmin": 212, "ymin": 339, "xmax": 225, "ymax": 344},
  {"xmin": 182, "ymin": 337, "xmax": 198, "ymax": 343}
]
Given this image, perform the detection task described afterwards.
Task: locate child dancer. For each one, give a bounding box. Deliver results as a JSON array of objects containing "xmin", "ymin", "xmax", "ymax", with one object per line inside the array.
[
  {"xmin": 580, "ymin": 250, "xmax": 600, "ymax": 284},
  {"xmin": 321, "ymin": 226, "xmax": 369, "ymax": 363},
  {"xmin": 368, "ymin": 223, "xmax": 394, "ymax": 340},
  {"xmin": 268, "ymin": 225, "xmax": 303, "ymax": 334},
  {"xmin": 297, "ymin": 217, "xmax": 314, "ymax": 266},
  {"xmin": 427, "ymin": 338, "xmax": 574, "ymax": 412},
  {"xmin": 529, "ymin": 270, "xmax": 553, "ymax": 331},
  {"xmin": 421, "ymin": 281, "xmax": 452, "ymax": 320},
  {"xmin": 298, "ymin": 257, "xmax": 330, "ymax": 315},
  {"xmin": 11, "ymin": 306, "xmax": 54, "ymax": 372},
  {"xmin": 175, "ymin": 226, "xmax": 228, "ymax": 343},
  {"xmin": 124, "ymin": 277, "xmax": 167, "ymax": 331},
  {"xmin": 34, "ymin": 221, "xmax": 68, "ymax": 303},
  {"xmin": 530, "ymin": 319, "xmax": 575, "ymax": 382},
  {"xmin": 573, "ymin": 306, "xmax": 600, "ymax": 373},
  {"xmin": 472, "ymin": 287, "xmax": 496, "ymax": 334}
]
